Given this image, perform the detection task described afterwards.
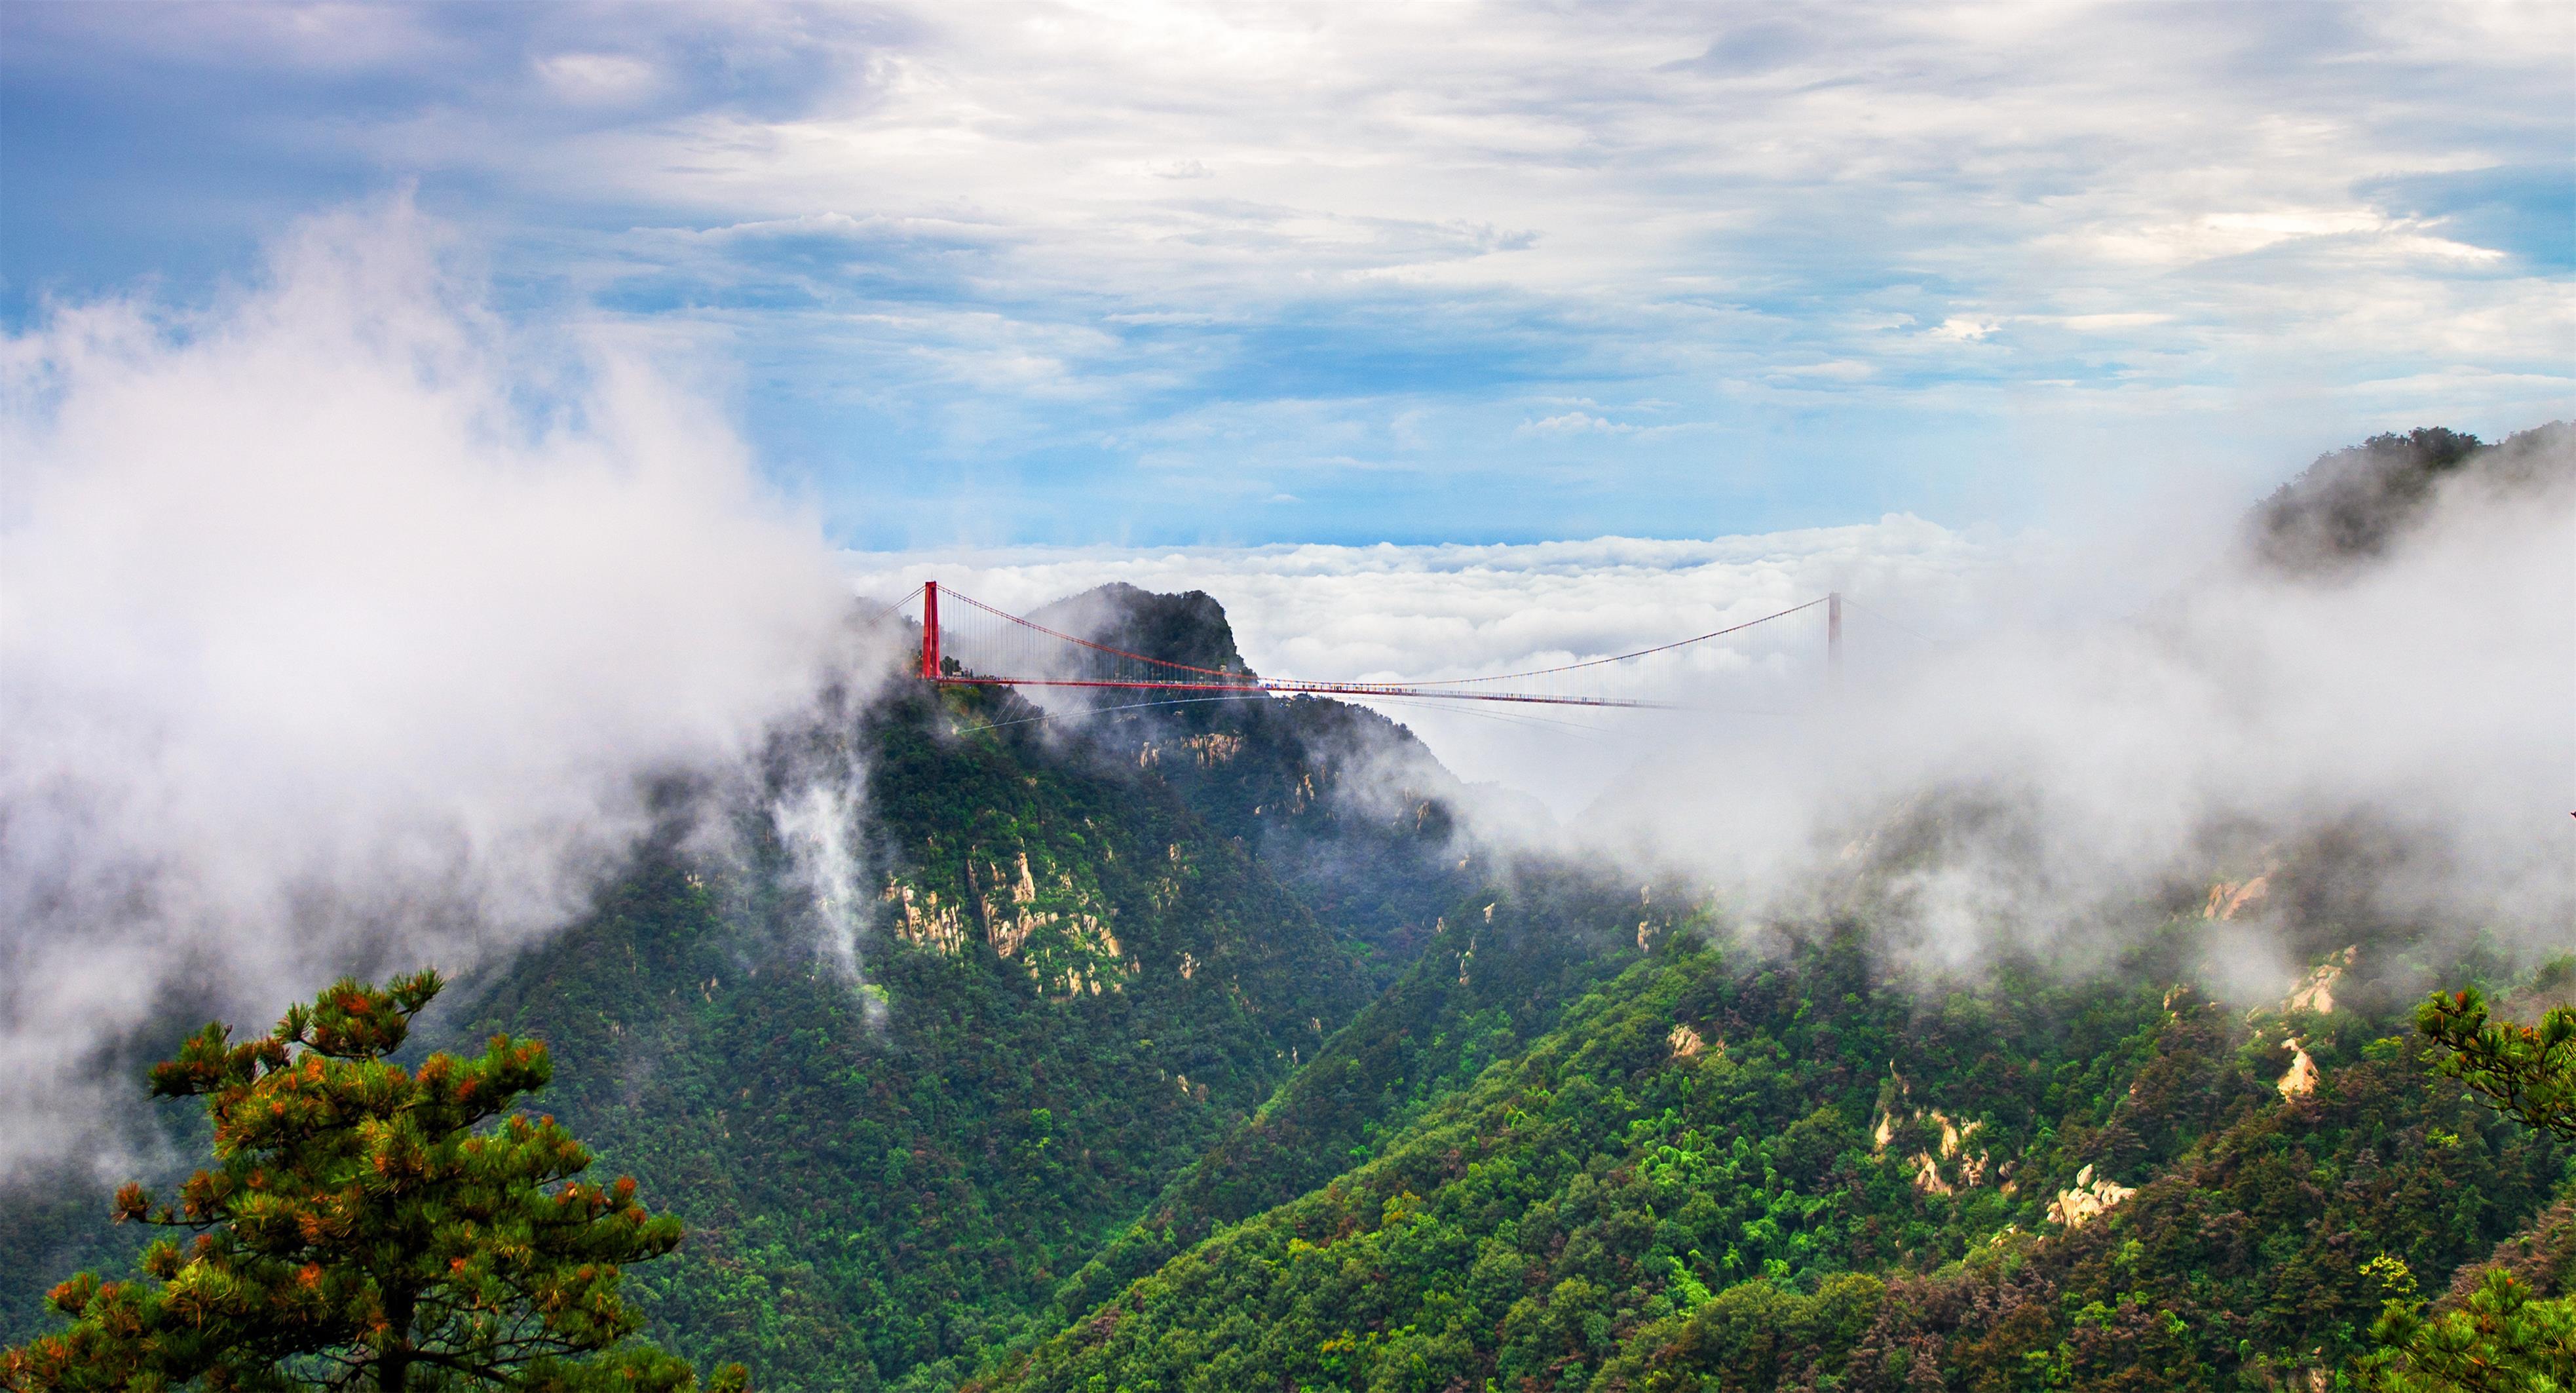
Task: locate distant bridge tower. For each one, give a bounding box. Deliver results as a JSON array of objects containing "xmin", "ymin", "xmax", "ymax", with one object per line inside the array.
[
  {"xmin": 1827, "ymin": 591, "xmax": 1843, "ymax": 687},
  {"xmin": 922, "ymin": 581, "xmax": 941, "ymax": 679}
]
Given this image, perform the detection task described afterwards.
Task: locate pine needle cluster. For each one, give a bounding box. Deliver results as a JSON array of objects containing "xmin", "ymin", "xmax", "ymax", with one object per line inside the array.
[{"xmin": 2, "ymin": 970, "xmax": 744, "ymax": 1393}]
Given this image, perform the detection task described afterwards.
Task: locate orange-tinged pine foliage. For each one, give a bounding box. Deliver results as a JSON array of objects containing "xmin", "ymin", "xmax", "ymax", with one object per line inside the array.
[{"xmin": 0, "ymin": 971, "xmax": 748, "ymax": 1393}]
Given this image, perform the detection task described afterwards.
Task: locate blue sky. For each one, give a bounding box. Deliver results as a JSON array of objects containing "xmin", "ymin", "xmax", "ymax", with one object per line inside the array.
[{"xmin": 4, "ymin": 1, "xmax": 2569, "ymax": 549}]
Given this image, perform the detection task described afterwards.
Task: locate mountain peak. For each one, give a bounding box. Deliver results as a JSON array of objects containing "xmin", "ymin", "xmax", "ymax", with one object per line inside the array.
[
  {"xmin": 1029, "ymin": 582, "xmax": 1255, "ymax": 678},
  {"xmin": 2248, "ymin": 420, "xmax": 2571, "ymax": 573}
]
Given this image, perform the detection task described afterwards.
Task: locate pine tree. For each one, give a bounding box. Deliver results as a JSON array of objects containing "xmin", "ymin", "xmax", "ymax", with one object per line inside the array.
[
  {"xmin": 2364, "ymin": 1263, "xmax": 2576, "ymax": 1393},
  {"xmin": 2417, "ymin": 987, "xmax": 2576, "ymax": 1143},
  {"xmin": 0, "ymin": 970, "xmax": 744, "ymax": 1392},
  {"xmin": 2357, "ymin": 988, "xmax": 2576, "ymax": 1391}
]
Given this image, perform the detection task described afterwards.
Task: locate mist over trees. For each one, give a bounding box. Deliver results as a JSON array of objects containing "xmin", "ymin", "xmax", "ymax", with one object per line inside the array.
[
  {"xmin": 4, "ymin": 423, "xmax": 2571, "ymax": 1391},
  {"xmin": 2250, "ymin": 421, "xmax": 2573, "ymax": 574}
]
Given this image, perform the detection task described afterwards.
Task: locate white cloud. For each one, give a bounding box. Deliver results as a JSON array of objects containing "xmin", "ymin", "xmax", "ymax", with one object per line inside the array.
[
  {"xmin": 535, "ymin": 50, "xmax": 662, "ymax": 107},
  {"xmin": 1521, "ymin": 410, "xmax": 1637, "ymax": 435},
  {"xmin": 2051, "ymin": 313, "xmax": 2171, "ymax": 332},
  {"xmin": 1604, "ymin": 443, "xmax": 2576, "ymax": 971},
  {"xmin": 840, "ymin": 514, "xmax": 2012, "ymax": 807},
  {"xmin": 1774, "ymin": 360, "xmax": 1878, "ymax": 380},
  {"xmin": 852, "ymin": 433, "xmax": 2575, "ymax": 976},
  {"xmin": 0, "ymin": 200, "xmax": 868, "ymax": 1177}
]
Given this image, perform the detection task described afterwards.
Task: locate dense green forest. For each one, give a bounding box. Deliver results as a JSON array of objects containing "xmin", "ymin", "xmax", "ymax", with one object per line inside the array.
[
  {"xmin": 440, "ymin": 668, "xmax": 1485, "ymax": 1389},
  {"xmin": 5, "ymin": 425, "xmax": 2571, "ymax": 1390},
  {"xmin": 0, "ymin": 615, "xmax": 1484, "ymax": 1390},
  {"xmin": 973, "ymin": 913, "xmax": 2569, "ymax": 1390}
]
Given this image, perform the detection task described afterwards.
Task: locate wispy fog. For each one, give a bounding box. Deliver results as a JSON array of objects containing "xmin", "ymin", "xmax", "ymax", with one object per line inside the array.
[
  {"xmin": 0, "ymin": 201, "xmax": 859, "ymax": 1177},
  {"xmin": 854, "ymin": 431, "xmax": 2573, "ymax": 980},
  {"xmin": 840, "ymin": 519, "xmax": 2020, "ymax": 810},
  {"xmin": 3, "ymin": 197, "xmax": 2564, "ymax": 1181},
  {"xmin": 1596, "ymin": 430, "xmax": 2574, "ymax": 974}
]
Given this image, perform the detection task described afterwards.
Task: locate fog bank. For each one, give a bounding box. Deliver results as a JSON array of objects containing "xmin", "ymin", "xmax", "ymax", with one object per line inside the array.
[
  {"xmin": 1593, "ymin": 426, "xmax": 2575, "ymax": 976},
  {"xmin": 0, "ymin": 202, "xmax": 859, "ymax": 1177},
  {"xmin": 850, "ymin": 430, "xmax": 2573, "ymax": 983}
]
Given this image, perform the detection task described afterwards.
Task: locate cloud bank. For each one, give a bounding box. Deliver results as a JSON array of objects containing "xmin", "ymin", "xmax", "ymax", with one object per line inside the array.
[
  {"xmin": 1597, "ymin": 430, "xmax": 2576, "ymax": 977},
  {"xmin": 850, "ymin": 429, "xmax": 2574, "ymax": 983},
  {"xmin": 0, "ymin": 201, "xmax": 859, "ymax": 1177},
  {"xmin": 842, "ymin": 518, "xmax": 2015, "ymax": 806}
]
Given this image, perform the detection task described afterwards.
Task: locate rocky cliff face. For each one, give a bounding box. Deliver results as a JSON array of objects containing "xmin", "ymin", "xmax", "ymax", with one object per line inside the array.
[{"xmin": 1021, "ymin": 580, "xmax": 1484, "ymax": 986}]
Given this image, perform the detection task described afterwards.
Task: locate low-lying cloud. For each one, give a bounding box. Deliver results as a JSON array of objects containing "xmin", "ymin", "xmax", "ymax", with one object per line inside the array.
[
  {"xmin": 0, "ymin": 200, "xmax": 862, "ymax": 1177},
  {"xmin": 5, "ymin": 197, "xmax": 2563, "ymax": 1181},
  {"xmin": 1692, "ymin": 429, "xmax": 2575, "ymax": 977},
  {"xmin": 850, "ymin": 430, "xmax": 2574, "ymax": 982},
  {"xmin": 842, "ymin": 518, "xmax": 2017, "ymax": 806}
]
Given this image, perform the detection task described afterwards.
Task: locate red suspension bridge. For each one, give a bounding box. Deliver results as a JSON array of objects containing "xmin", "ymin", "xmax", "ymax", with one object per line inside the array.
[{"xmin": 889, "ymin": 582, "xmax": 1883, "ymax": 711}]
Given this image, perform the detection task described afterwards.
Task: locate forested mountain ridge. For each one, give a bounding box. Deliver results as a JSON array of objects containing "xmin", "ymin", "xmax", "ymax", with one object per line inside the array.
[
  {"xmin": 2250, "ymin": 420, "xmax": 2571, "ymax": 574},
  {"xmin": 0, "ymin": 591, "xmax": 1486, "ymax": 1391},
  {"xmin": 973, "ymin": 907, "xmax": 2569, "ymax": 1389},
  {"xmin": 954, "ymin": 422, "xmax": 2576, "ymax": 1390},
  {"xmin": 444, "ymin": 662, "xmax": 1487, "ymax": 1390},
  {"xmin": 5, "ymin": 426, "xmax": 2570, "ymax": 1390}
]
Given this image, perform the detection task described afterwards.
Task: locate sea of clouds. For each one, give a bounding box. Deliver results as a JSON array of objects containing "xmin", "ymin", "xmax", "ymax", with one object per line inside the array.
[
  {"xmin": 1608, "ymin": 451, "xmax": 2576, "ymax": 981},
  {"xmin": 849, "ymin": 440, "xmax": 2575, "ymax": 984},
  {"xmin": 839, "ymin": 523, "xmax": 2028, "ymax": 812}
]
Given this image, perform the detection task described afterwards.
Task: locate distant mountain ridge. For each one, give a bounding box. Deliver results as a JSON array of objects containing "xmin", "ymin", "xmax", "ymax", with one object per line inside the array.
[
  {"xmin": 2249, "ymin": 419, "xmax": 2570, "ymax": 573},
  {"xmin": 440, "ymin": 664, "xmax": 1475, "ymax": 1388}
]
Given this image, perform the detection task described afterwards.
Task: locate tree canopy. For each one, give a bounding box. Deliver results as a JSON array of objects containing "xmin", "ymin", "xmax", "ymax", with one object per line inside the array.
[
  {"xmin": 1, "ymin": 970, "xmax": 744, "ymax": 1393},
  {"xmin": 2418, "ymin": 987, "xmax": 2576, "ymax": 1145},
  {"xmin": 2358, "ymin": 989, "xmax": 2576, "ymax": 1392}
]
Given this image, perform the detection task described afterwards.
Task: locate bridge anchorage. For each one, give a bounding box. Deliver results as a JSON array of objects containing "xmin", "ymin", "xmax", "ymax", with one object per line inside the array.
[{"xmin": 894, "ymin": 581, "xmax": 1870, "ymax": 713}]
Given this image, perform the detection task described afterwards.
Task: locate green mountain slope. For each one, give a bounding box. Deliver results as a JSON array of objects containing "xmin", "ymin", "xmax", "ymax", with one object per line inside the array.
[
  {"xmin": 1032, "ymin": 865, "xmax": 1667, "ymax": 1339},
  {"xmin": 449, "ymin": 672, "xmax": 1460, "ymax": 1390},
  {"xmin": 0, "ymin": 673, "xmax": 1474, "ymax": 1388},
  {"xmin": 974, "ymin": 919, "xmax": 2567, "ymax": 1391},
  {"xmin": 7, "ymin": 424, "xmax": 2567, "ymax": 1390}
]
